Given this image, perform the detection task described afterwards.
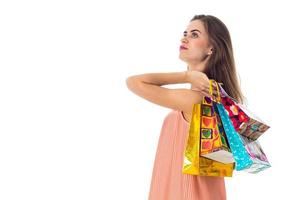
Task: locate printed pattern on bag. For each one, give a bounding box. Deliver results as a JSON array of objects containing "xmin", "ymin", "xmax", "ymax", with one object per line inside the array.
[
  {"xmin": 218, "ymin": 83, "xmax": 270, "ymax": 140},
  {"xmin": 182, "ymin": 104, "xmax": 235, "ymax": 177},
  {"xmin": 200, "ymin": 97, "xmax": 231, "ymax": 155},
  {"xmin": 239, "ymin": 135, "xmax": 271, "ymax": 173},
  {"xmin": 216, "ymin": 103, "xmax": 253, "ymax": 171}
]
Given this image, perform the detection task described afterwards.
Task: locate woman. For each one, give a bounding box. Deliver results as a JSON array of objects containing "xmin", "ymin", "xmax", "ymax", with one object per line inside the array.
[{"xmin": 126, "ymin": 14, "xmax": 245, "ymax": 200}]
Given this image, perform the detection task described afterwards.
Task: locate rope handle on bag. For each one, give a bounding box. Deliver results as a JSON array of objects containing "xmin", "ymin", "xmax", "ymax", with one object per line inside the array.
[
  {"xmin": 209, "ymin": 79, "xmax": 222, "ymax": 103},
  {"xmin": 214, "ymin": 81, "xmax": 240, "ymax": 104},
  {"xmin": 209, "ymin": 80, "xmax": 241, "ymax": 104}
]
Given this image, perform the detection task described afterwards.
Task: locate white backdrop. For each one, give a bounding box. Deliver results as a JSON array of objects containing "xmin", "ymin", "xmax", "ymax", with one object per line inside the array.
[{"xmin": 0, "ymin": 0, "xmax": 299, "ymax": 199}]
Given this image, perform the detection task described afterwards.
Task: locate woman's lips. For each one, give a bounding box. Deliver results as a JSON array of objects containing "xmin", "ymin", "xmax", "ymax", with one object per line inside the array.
[{"xmin": 180, "ymin": 46, "xmax": 188, "ymax": 50}]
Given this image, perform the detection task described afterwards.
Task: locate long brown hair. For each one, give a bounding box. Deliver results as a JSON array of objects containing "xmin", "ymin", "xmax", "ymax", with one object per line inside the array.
[{"xmin": 190, "ymin": 14, "xmax": 246, "ymax": 104}]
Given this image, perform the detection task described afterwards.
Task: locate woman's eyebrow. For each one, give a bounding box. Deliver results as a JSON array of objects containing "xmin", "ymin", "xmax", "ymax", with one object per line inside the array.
[{"xmin": 183, "ymin": 29, "xmax": 202, "ymax": 34}]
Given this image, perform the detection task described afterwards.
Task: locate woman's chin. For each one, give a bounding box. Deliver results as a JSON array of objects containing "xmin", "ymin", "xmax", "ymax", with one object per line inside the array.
[
  {"xmin": 178, "ymin": 54, "xmax": 188, "ymax": 63},
  {"xmin": 178, "ymin": 54, "xmax": 185, "ymax": 60}
]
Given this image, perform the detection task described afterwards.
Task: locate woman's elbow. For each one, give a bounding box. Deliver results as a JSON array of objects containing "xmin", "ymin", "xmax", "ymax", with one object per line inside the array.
[{"xmin": 126, "ymin": 76, "xmax": 140, "ymax": 91}]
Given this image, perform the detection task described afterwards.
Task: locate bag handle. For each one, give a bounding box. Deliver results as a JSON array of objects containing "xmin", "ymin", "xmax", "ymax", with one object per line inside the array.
[
  {"xmin": 215, "ymin": 81, "xmax": 240, "ymax": 103},
  {"xmin": 209, "ymin": 79, "xmax": 221, "ymax": 103}
]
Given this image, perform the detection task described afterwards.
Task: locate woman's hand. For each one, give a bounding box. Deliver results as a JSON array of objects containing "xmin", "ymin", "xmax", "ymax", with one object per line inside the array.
[{"xmin": 186, "ymin": 70, "xmax": 211, "ymax": 97}]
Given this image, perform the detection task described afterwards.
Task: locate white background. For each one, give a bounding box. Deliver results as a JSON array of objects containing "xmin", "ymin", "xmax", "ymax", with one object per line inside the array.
[{"xmin": 0, "ymin": 0, "xmax": 299, "ymax": 199}]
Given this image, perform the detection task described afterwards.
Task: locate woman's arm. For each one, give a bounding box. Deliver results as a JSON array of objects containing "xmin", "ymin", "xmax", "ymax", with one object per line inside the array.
[
  {"xmin": 125, "ymin": 71, "xmax": 204, "ymax": 113},
  {"xmin": 126, "ymin": 71, "xmax": 189, "ymax": 86}
]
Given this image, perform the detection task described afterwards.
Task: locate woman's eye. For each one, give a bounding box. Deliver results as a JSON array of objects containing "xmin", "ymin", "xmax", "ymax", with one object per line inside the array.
[
  {"xmin": 192, "ymin": 33, "xmax": 198, "ymax": 37},
  {"xmin": 183, "ymin": 33, "xmax": 198, "ymax": 38}
]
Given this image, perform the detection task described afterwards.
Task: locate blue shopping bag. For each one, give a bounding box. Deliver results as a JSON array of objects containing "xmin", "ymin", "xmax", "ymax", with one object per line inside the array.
[
  {"xmin": 215, "ymin": 103, "xmax": 253, "ymax": 171},
  {"xmin": 238, "ymin": 135, "xmax": 271, "ymax": 173}
]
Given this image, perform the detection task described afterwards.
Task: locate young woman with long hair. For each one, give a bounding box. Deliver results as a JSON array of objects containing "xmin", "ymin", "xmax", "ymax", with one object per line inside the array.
[{"xmin": 126, "ymin": 14, "xmax": 244, "ymax": 200}]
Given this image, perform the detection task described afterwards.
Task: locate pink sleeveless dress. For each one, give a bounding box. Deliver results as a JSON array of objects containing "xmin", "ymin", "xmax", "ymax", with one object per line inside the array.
[{"xmin": 148, "ymin": 109, "xmax": 227, "ymax": 200}]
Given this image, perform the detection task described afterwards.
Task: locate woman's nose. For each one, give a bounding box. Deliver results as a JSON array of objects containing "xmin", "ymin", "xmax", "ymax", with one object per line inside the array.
[{"xmin": 181, "ymin": 37, "xmax": 188, "ymax": 43}]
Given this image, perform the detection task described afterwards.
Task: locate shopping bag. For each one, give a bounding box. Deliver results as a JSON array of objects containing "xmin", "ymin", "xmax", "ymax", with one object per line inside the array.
[
  {"xmin": 216, "ymin": 103, "xmax": 271, "ymax": 172},
  {"xmin": 216, "ymin": 103, "xmax": 254, "ymax": 171},
  {"xmin": 199, "ymin": 94, "xmax": 234, "ymax": 164},
  {"xmin": 182, "ymin": 103, "xmax": 235, "ymax": 177},
  {"xmin": 218, "ymin": 84, "xmax": 270, "ymax": 140},
  {"xmin": 182, "ymin": 101, "xmax": 234, "ymax": 177},
  {"xmin": 239, "ymin": 135, "xmax": 271, "ymax": 173}
]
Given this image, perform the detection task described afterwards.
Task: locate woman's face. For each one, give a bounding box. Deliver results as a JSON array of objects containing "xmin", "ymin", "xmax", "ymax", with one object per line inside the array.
[{"xmin": 179, "ymin": 20, "xmax": 213, "ymax": 64}]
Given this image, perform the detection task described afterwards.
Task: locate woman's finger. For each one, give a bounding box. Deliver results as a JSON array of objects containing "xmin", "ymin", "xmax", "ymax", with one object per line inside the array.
[{"xmin": 191, "ymin": 88, "xmax": 201, "ymax": 92}]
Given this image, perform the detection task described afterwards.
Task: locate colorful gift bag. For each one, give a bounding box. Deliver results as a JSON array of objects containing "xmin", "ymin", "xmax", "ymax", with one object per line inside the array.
[
  {"xmin": 200, "ymin": 96, "xmax": 234, "ymax": 164},
  {"xmin": 218, "ymin": 84, "xmax": 270, "ymax": 140},
  {"xmin": 216, "ymin": 103, "xmax": 271, "ymax": 173},
  {"xmin": 182, "ymin": 80, "xmax": 235, "ymax": 177},
  {"xmin": 216, "ymin": 103, "xmax": 253, "ymax": 171},
  {"xmin": 182, "ymin": 103, "xmax": 235, "ymax": 177},
  {"xmin": 239, "ymin": 135, "xmax": 271, "ymax": 173}
]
